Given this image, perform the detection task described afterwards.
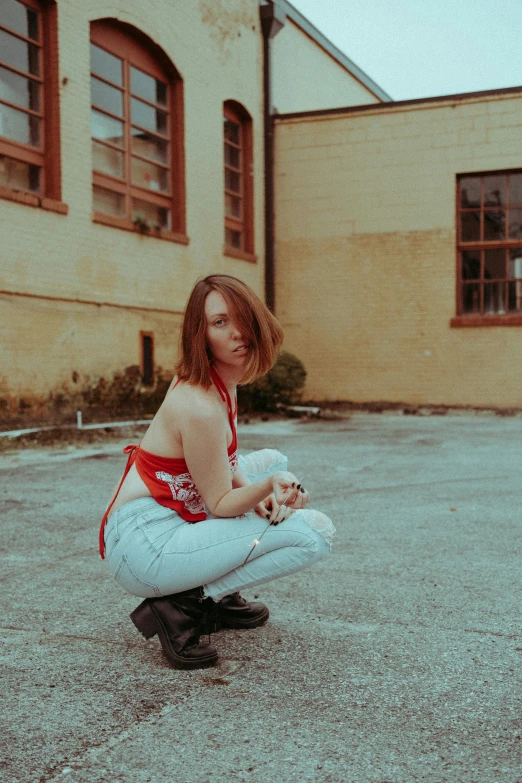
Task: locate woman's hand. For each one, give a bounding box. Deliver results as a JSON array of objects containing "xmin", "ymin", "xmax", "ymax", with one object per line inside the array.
[
  {"xmin": 255, "ymin": 493, "xmax": 294, "ymax": 525},
  {"xmin": 269, "ymin": 471, "xmax": 310, "ymax": 515}
]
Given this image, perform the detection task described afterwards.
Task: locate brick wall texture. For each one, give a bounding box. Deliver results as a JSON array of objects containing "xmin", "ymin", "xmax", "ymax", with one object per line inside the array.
[
  {"xmin": 0, "ymin": 0, "xmax": 264, "ymax": 398},
  {"xmin": 275, "ymin": 91, "xmax": 522, "ymax": 407}
]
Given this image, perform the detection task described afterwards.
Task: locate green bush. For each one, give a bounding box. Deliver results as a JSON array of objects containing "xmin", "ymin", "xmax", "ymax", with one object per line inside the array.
[
  {"xmin": 238, "ymin": 351, "xmax": 306, "ymax": 413},
  {"xmin": 80, "ymin": 365, "xmax": 172, "ymax": 417}
]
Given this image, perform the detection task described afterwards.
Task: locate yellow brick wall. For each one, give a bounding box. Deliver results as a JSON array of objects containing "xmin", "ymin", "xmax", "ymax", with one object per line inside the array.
[
  {"xmin": 275, "ymin": 92, "xmax": 522, "ymax": 407},
  {"xmin": 0, "ymin": 0, "xmax": 264, "ymax": 398}
]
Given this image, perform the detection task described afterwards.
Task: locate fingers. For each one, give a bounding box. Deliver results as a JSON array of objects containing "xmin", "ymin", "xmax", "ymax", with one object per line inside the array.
[
  {"xmin": 268, "ymin": 498, "xmax": 281, "ymax": 523},
  {"xmin": 270, "ymin": 504, "xmax": 294, "ymax": 525}
]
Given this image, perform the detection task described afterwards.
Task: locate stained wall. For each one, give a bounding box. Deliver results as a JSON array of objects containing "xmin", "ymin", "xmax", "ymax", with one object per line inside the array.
[{"xmin": 275, "ymin": 91, "xmax": 522, "ymax": 407}]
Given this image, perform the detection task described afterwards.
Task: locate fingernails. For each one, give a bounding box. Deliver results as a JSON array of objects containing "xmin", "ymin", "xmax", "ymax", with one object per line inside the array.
[
  {"xmin": 291, "ymin": 482, "xmax": 296, "ymax": 488},
  {"xmin": 300, "ymin": 487, "xmax": 305, "ymax": 493},
  {"xmin": 266, "ymin": 514, "xmax": 270, "ymax": 520},
  {"xmin": 297, "ymin": 484, "xmax": 301, "ymax": 490}
]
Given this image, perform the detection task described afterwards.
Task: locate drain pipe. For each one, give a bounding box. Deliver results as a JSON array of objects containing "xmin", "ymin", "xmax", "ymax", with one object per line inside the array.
[{"xmin": 260, "ymin": 1, "xmax": 286, "ymax": 313}]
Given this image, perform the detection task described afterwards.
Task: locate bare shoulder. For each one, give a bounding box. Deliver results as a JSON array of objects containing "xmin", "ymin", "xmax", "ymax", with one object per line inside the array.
[{"xmin": 163, "ymin": 381, "xmax": 221, "ymax": 427}]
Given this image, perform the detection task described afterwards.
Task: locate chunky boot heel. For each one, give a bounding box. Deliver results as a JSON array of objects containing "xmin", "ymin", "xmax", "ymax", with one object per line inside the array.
[
  {"xmin": 130, "ymin": 589, "xmax": 219, "ymax": 670},
  {"xmin": 130, "ymin": 600, "xmax": 158, "ymax": 639}
]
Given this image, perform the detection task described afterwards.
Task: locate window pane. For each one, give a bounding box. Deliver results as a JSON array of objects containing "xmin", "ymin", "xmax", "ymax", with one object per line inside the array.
[
  {"xmin": 460, "ymin": 177, "xmax": 481, "ymax": 208},
  {"xmin": 225, "ymin": 143, "xmax": 240, "ymax": 169},
  {"xmin": 0, "ymin": 102, "xmax": 40, "ymax": 145},
  {"xmin": 460, "ymin": 211, "xmax": 480, "ymax": 242},
  {"xmin": 0, "ymin": 154, "xmax": 39, "ymax": 191},
  {"xmin": 92, "ymin": 140, "xmax": 124, "ymax": 178},
  {"xmin": 93, "ymin": 185, "xmax": 125, "ymax": 217},
  {"xmin": 461, "ymin": 283, "xmax": 480, "ymax": 314},
  {"xmin": 90, "ymin": 76, "xmax": 123, "ymax": 117},
  {"xmin": 507, "ymin": 281, "xmax": 522, "ymax": 312},
  {"xmin": 461, "ymin": 250, "xmax": 480, "ymax": 280},
  {"xmin": 91, "ymin": 109, "xmax": 124, "ymax": 146},
  {"xmin": 224, "ymin": 119, "xmax": 240, "ymax": 145},
  {"xmin": 130, "ymin": 67, "xmax": 167, "ymax": 106},
  {"xmin": 0, "ymin": 66, "xmax": 39, "ymax": 111},
  {"xmin": 225, "ymin": 193, "xmax": 241, "ymax": 218},
  {"xmin": 225, "ymin": 168, "xmax": 241, "ymax": 194},
  {"xmin": 509, "ymin": 173, "xmax": 522, "ymax": 207},
  {"xmin": 508, "ymin": 208, "xmax": 522, "ymax": 240},
  {"xmin": 508, "ymin": 249, "xmax": 522, "ymax": 279},
  {"xmin": 0, "ymin": 29, "xmax": 39, "ymax": 76},
  {"xmin": 484, "ymin": 248, "xmax": 505, "ymax": 280},
  {"xmin": 225, "ymin": 226, "xmax": 242, "ymax": 250},
  {"xmin": 484, "ymin": 174, "xmax": 506, "ymax": 207},
  {"xmin": 483, "ymin": 210, "xmax": 506, "ymax": 241},
  {"xmin": 131, "ymin": 98, "xmax": 167, "ymax": 135},
  {"xmin": 131, "ymin": 128, "xmax": 168, "ymax": 163},
  {"xmin": 2, "ymin": 0, "xmax": 39, "ymax": 41},
  {"xmin": 132, "ymin": 197, "xmax": 171, "ymax": 230},
  {"xmin": 90, "ymin": 44, "xmax": 122, "ymax": 85},
  {"xmin": 131, "ymin": 157, "xmax": 169, "ymax": 192},
  {"xmin": 142, "ymin": 334, "xmax": 154, "ymax": 386},
  {"xmin": 484, "ymin": 282, "xmax": 506, "ymax": 314}
]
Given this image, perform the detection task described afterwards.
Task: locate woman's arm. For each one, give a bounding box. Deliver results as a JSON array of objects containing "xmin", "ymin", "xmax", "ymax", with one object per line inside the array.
[
  {"xmin": 232, "ymin": 464, "xmax": 251, "ymax": 490},
  {"xmin": 180, "ymin": 399, "xmax": 299, "ymax": 518}
]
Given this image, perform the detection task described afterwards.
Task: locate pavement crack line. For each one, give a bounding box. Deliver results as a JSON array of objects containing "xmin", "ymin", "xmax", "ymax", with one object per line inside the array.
[{"xmin": 39, "ymin": 661, "xmax": 246, "ymax": 783}]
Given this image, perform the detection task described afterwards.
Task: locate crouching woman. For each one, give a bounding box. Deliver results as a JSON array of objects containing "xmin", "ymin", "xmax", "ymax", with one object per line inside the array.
[{"xmin": 99, "ymin": 274, "xmax": 335, "ymax": 669}]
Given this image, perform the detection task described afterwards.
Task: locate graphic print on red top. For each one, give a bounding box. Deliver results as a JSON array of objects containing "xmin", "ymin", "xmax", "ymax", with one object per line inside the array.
[{"xmin": 98, "ymin": 366, "xmax": 238, "ymax": 558}]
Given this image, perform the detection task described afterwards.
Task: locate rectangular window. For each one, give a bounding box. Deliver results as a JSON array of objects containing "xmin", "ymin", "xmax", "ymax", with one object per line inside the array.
[
  {"xmin": 0, "ymin": 0, "xmax": 63, "ymax": 208},
  {"xmin": 455, "ymin": 170, "xmax": 522, "ymax": 324},
  {"xmin": 141, "ymin": 332, "xmax": 154, "ymax": 386}
]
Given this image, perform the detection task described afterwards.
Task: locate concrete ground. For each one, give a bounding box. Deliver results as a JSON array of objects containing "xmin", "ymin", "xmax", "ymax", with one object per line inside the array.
[{"xmin": 1, "ymin": 413, "xmax": 521, "ymax": 783}]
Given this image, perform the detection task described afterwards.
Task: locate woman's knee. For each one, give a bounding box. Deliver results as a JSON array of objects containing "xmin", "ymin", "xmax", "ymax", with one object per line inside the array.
[
  {"xmin": 239, "ymin": 448, "xmax": 288, "ymax": 479},
  {"xmin": 294, "ymin": 509, "xmax": 336, "ymax": 548}
]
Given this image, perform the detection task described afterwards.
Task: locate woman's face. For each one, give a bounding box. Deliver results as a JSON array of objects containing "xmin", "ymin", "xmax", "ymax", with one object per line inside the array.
[{"xmin": 204, "ymin": 290, "xmax": 249, "ymax": 368}]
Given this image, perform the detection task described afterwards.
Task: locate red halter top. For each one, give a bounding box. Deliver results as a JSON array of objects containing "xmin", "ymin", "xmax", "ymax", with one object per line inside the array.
[{"xmin": 98, "ymin": 366, "xmax": 238, "ymax": 558}]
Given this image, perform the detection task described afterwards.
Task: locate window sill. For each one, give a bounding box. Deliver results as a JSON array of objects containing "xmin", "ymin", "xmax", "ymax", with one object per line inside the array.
[
  {"xmin": 93, "ymin": 212, "xmax": 189, "ymax": 245},
  {"xmin": 223, "ymin": 246, "xmax": 257, "ymax": 263},
  {"xmin": 0, "ymin": 185, "xmax": 68, "ymax": 214},
  {"xmin": 451, "ymin": 314, "xmax": 522, "ymax": 327}
]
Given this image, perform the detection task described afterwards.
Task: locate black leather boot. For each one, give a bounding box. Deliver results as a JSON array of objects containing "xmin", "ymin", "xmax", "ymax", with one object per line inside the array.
[
  {"xmin": 216, "ymin": 592, "xmax": 269, "ymax": 630},
  {"xmin": 130, "ymin": 587, "xmax": 218, "ymax": 670}
]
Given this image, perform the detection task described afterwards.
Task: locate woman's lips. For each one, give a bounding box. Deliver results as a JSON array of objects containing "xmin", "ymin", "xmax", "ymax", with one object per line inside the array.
[{"xmin": 233, "ymin": 345, "xmax": 249, "ymax": 353}]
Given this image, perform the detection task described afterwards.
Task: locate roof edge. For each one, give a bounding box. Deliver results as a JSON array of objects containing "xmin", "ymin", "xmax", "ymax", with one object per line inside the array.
[
  {"xmin": 276, "ymin": 0, "xmax": 392, "ymax": 103},
  {"xmin": 274, "ymin": 84, "xmax": 522, "ymax": 121}
]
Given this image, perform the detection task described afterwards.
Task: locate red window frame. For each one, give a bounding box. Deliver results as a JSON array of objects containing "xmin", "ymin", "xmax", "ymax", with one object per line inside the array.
[
  {"xmin": 90, "ymin": 20, "xmax": 186, "ymax": 243},
  {"xmin": 223, "ymin": 101, "xmax": 255, "ymax": 262},
  {"xmin": 0, "ymin": 0, "xmax": 65, "ymax": 213},
  {"xmin": 452, "ymin": 169, "xmax": 522, "ymax": 327}
]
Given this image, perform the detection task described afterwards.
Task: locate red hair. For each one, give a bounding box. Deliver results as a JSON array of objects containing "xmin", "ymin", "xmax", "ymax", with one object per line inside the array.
[{"xmin": 174, "ymin": 274, "xmax": 284, "ymax": 387}]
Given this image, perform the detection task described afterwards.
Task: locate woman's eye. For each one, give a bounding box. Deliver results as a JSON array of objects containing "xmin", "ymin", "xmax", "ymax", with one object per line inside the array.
[{"xmin": 214, "ymin": 319, "xmax": 226, "ymax": 326}]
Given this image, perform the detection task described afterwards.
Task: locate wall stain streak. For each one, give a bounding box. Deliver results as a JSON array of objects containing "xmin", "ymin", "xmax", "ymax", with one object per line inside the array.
[{"xmin": 198, "ymin": 0, "xmax": 256, "ymax": 59}]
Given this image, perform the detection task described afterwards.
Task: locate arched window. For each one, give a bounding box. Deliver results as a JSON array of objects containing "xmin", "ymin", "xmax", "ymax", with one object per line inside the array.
[
  {"xmin": 223, "ymin": 100, "xmax": 254, "ymax": 260},
  {"xmin": 90, "ymin": 20, "xmax": 186, "ymax": 240},
  {"xmin": 0, "ymin": 0, "xmax": 63, "ymax": 211}
]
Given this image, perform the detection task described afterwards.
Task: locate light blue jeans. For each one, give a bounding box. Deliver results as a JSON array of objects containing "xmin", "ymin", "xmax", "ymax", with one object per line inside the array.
[{"xmin": 103, "ymin": 449, "xmax": 335, "ymax": 602}]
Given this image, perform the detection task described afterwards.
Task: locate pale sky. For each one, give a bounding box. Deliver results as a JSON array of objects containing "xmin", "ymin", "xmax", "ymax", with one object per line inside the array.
[{"xmin": 288, "ymin": 0, "xmax": 522, "ymax": 101}]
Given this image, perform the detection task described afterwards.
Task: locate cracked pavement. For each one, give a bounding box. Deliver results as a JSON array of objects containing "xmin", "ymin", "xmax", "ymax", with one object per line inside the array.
[{"xmin": 1, "ymin": 413, "xmax": 521, "ymax": 783}]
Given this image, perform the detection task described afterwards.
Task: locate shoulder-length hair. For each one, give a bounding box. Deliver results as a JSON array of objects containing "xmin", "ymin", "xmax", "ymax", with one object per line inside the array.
[{"xmin": 174, "ymin": 274, "xmax": 284, "ymax": 388}]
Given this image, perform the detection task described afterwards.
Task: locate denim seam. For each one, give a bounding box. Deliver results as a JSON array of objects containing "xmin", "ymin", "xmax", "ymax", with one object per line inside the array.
[
  {"xmin": 209, "ymin": 550, "xmax": 323, "ymax": 601},
  {"xmin": 116, "ymin": 554, "xmax": 162, "ymax": 597},
  {"xmin": 160, "ymin": 523, "xmax": 319, "ymax": 557}
]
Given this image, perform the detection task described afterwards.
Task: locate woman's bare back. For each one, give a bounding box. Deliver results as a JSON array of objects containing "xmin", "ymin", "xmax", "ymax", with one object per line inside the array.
[{"xmin": 106, "ymin": 380, "xmax": 232, "ymax": 516}]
